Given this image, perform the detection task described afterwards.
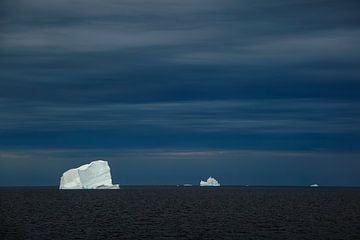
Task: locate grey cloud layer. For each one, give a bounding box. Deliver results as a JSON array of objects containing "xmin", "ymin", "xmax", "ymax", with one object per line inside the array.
[
  {"xmin": 0, "ymin": 99, "xmax": 359, "ymax": 134},
  {"xmin": 2, "ymin": 0, "xmax": 359, "ymax": 59},
  {"xmin": 1, "ymin": 0, "xmax": 359, "ymax": 102}
]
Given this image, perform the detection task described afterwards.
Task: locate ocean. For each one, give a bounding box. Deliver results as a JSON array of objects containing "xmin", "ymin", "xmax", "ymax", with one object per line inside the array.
[{"xmin": 1, "ymin": 187, "xmax": 359, "ymax": 239}]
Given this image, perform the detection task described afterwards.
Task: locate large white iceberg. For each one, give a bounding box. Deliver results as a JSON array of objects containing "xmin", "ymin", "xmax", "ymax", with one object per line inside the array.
[
  {"xmin": 200, "ymin": 176, "xmax": 220, "ymax": 186},
  {"xmin": 59, "ymin": 160, "xmax": 119, "ymax": 189}
]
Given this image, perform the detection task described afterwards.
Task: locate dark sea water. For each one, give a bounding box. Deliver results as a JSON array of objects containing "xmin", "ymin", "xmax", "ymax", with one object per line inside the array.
[{"xmin": 1, "ymin": 187, "xmax": 359, "ymax": 240}]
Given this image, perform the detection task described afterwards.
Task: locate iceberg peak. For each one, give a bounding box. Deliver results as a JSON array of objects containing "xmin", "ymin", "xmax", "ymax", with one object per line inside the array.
[
  {"xmin": 59, "ymin": 160, "xmax": 119, "ymax": 189},
  {"xmin": 200, "ymin": 176, "xmax": 220, "ymax": 186}
]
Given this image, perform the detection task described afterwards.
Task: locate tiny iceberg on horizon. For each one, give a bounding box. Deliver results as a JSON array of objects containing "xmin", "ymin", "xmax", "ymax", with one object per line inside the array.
[
  {"xmin": 310, "ymin": 183, "xmax": 319, "ymax": 187},
  {"xmin": 59, "ymin": 160, "xmax": 120, "ymax": 189},
  {"xmin": 183, "ymin": 184, "xmax": 192, "ymax": 187},
  {"xmin": 200, "ymin": 176, "xmax": 220, "ymax": 187}
]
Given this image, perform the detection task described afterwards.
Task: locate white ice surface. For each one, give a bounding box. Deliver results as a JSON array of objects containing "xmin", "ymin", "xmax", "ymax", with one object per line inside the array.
[
  {"xmin": 200, "ymin": 176, "xmax": 220, "ymax": 186},
  {"xmin": 59, "ymin": 160, "xmax": 119, "ymax": 189},
  {"xmin": 310, "ymin": 184, "xmax": 319, "ymax": 187}
]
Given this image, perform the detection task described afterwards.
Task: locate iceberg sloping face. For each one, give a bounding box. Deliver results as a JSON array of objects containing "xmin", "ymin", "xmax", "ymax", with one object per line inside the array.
[
  {"xmin": 200, "ymin": 176, "xmax": 220, "ymax": 186},
  {"xmin": 59, "ymin": 160, "xmax": 119, "ymax": 189}
]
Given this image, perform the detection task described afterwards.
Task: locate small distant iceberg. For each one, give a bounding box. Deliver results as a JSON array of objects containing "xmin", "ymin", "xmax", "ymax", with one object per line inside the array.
[
  {"xmin": 59, "ymin": 160, "xmax": 120, "ymax": 189},
  {"xmin": 310, "ymin": 184, "xmax": 319, "ymax": 187},
  {"xmin": 200, "ymin": 176, "xmax": 220, "ymax": 187},
  {"xmin": 183, "ymin": 184, "xmax": 192, "ymax": 187}
]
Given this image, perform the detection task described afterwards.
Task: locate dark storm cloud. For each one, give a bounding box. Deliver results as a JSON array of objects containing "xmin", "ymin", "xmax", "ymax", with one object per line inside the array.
[{"xmin": 1, "ymin": 0, "xmax": 360, "ymax": 185}]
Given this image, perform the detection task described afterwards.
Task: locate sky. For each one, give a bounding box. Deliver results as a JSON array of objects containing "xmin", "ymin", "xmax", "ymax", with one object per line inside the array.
[{"xmin": 0, "ymin": 0, "xmax": 360, "ymax": 186}]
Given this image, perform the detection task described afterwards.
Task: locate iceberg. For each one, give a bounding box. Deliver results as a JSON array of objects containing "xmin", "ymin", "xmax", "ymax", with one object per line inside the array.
[
  {"xmin": 59, "ymin": 160, "xmax": 119, "ymax": 189},
  {"xmin": 200, "ymin": 176, "xmax": 220, "ymax": 186},
  {"xmin": 310, "ymin": 184, "xmax": 319, "ymax": 187}
]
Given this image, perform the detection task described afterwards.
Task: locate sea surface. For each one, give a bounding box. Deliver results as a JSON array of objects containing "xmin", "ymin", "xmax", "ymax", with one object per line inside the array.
[{"xmin": 1, "ymin": 187, "xmax": 359, "ymax": 239}]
